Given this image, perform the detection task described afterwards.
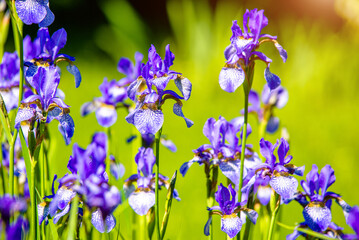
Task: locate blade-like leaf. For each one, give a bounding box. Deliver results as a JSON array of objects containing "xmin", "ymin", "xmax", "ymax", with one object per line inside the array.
[
  {"xmin": 160, "ymin": 170, "xmax": 177, "ymax": 239},
  {"xmin": 0, "ymin": 93, "xmax": 13, "ymax": 143},
  {"xmin": 276, "ymin": 221, "xmax": 335, "ymax": 239},
  {"xmin": 19, "ymin": 128, "xmax": 32, "ymax": 187}
]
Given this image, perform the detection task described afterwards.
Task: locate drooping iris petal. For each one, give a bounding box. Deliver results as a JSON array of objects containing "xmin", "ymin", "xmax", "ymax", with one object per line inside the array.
[
  {"xmin": 221, "ymin": 214, "xmax": 242, "ymax": 238},
  {"xmin": 37, "ymin": 202, "xmax": 49, "ymax": 225},
  {"xmin": 58, "ymin": 114, "xmax": 75, "ymax": 142},
  {"xmin": 173, "ymin": 103, "xmax": 194, "ymax": 128},
  {"xmin": 160, "ymin": 139, "xmax": 177, "ymax": 152},
  {"xmin": 303, "ymin": 203, "xmax": 332, "ymax": 232},
  {"xmin": 204, "ymin": 216, "xmax": 212, "ymax": 236},
  {"xmin": 95, "ymin": 105, "xmax": 117, "ymax": 127},
  {"xmin": 219, "ymin": 161, "xmax": 240, "ymax": 187},
  {"xmin": 14, "ymin": 107, "xmax": 36, "ymax": 129},
  {"xmin": 15, "ymin": 0, "xmax": 47, "ymax": 25},
  {"xmin": 66, "ymin": 64, "xmax": 82, "ymax": 88},
  {"xmin": 175, "ymin": 76, "xmax": 192, "ymax": 101},
  {"xmin": 91, "ymin": 209, "xmax": 116, "ymax": 233},
  {"xmin": 266, "ymin": 116, "xmax": 279, "ymax": 134},
  {"xmin": 128, "ymin": 189, "xmax": 155, "ymax": 216},
  {"xmin": 179, "ymin": 158, "xmax": 202, "ymax": 177},
  {"xmin": 346, "ymin": 206, "xmax": 359, "ymax": 236},
  {"xmin": 242, "ymin": 208, "xmax": 259, "ymax": 224},
  {"xmin": 132, "ymin": 108, "xmax": 164, "ymax": 135},
  {"xmin": 264, "ymin": 66, "xmax": 281, "ymax": 90},
  {"xmin": 269, "ymin": 173, "xmax": 298, "ymax": 200},
  {"xmin": 219, "ymin": 67, "xmax": 245, "ymax": 93},
  {"xmin": 53, "ymin": 204, "xmax": 70, "ymax": 224},
  {"xmin": 274, "ymin": 41, "xmax": 287, "ymax": 63},
  {"xmin": 38, "ymin": 5, "xmax": 54, "ymax": 27}
]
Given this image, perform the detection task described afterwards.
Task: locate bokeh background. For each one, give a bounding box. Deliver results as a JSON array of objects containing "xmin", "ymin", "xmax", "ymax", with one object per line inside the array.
[{"xmin": 5, "ymin": 0, "xmax": 359, "ymax": 238}]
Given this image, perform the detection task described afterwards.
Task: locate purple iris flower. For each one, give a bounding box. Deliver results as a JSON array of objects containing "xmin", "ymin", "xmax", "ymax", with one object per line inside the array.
[
  {"xmin": 242, "ymin": 138, "xmax": 304, "ymax": 205},
  {"xmin": 124, "ymin": 147, "xmax": 180, "ymax": 215},
  {"xmin": 180, "ymin": 116, "xmax": 260, "ymax": 189},
  {"xmin": 37, "ymin": 133, "xmax": 121, "ymax": 233},
  {"xmin": 244, "ymin": 84, "xmax": 288, "ymax": 134},
  {"xmin": 204, "ymin": 184, "xmax": 258, "ymax": 238},
  {"xmin": 5, "ymin": 217, "xmax": 29, "ymax": 240},
  {"xmin": 0, "ymin": 52, "xmax": 20, "ymax": 111},
  {"xmin": 219, "ymin": 9, "xmax": 287, "ymax": 92},
  {"xmin": 14, "ymin": 65, "xmax": 75, "ymax": 144},
  {"xmin": 15, "ymin": 0, "xmax": 54, "ymax": 27},
  {"xmin": 293, "ymin": 164, "xmax": 352, "ymax": 233},
  {"xmin": 24, "ymin": 27, "xmax": 81, "ymax": 87},
  {"xmin": 126, "ymin": 44, "xmax": 193, "ymax": 135},
  {"xmin": 81, "ymin": 52, "xmax": 143, "ymax": 127}
]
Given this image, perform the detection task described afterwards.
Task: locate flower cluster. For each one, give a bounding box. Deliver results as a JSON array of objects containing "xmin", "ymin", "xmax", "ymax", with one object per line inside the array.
[{"xmin": 38, "ymin": 133, "xmax": 122, "ymax": 233}]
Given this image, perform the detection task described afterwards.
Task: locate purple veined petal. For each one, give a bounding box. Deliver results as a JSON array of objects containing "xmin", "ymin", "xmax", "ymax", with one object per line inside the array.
[
  {"xmin": 117, "ymin": 57, "xmax": 134, "ymax": 76},
  {"xmin": 15, "ymin": 0, "xmax": 47, "ymax": 25},
  {"xmin": 152, "ymin": 76, "xmax": 170, "ymax": 92},
  {"xmin": 251, "ymin": 51, "xmax": 272, "ymax": 63},
  {"xmin": 22, "ymin": 94, "xmax": 41, "ymax": 105},
  {"xmin": 95, "ymin": 105, "xmax": 117, "ymax": 127},
  {"xmin": 174, "ymin": 75, "xmax": 192, "ymax": 101},
  {"xmin": 80, "ymin": 101, "xmax": 98, "ymax": 116},
  {"xmin": 58, "ymin": 114, "xmax": 75, "ymax": 144},
  {"xmin": 257, "ymin": 186, "xmax": 272, "ymax": 205},
  {"xmin": 160, "ymin": 138, "xmax": 177, "ymax": 152},
  {"xmin": 242, "ymin": 208, "xmax": 258, "ymax": 224},
  {"xmin": 221, "ymin": 214, "xmax": 242, "ymax": 238},
  {"xmin": 49, "ymin": 187, "xmax": 76, "ymax": 216},
  {"xmin": 132, "ymin": 108, "xmax": 164, "ymax": 135},
  {"xmin": 38, "ymin": 5, "xmax": 54, "ymax": 27},
  {"xmin": 164, "ymin": 44, "xmax": 175, "ymax": 72},
  {"xmin": 144, "ymin": 91, "xmax": 159, "ymax": 104},
  {"xmin": 219, "ymin": 67, "xmax": 245, "ymax": 93},
  {"xmin": 274, "ymin": 41, "xmax": 287, "ymax": 63},
  {"xmin": 110, "ymin": 162, "xmax": 125, "ymax": 180},
  {"xmin": 37, "ymin": 202, "xmax": 49, "ymax": 225},
  {"xmin": 277, "ymin": 138, "xmax": 290, "ymax": 164},
  {"xmin": 14, "ymin": 107, "xmax": 36, "ymax": 129},
  {"xmin": 347, "ymin": 206, "xmax": 359, "ymax": 236},
  {"xmin": 36, "ymin": 66, "xmax": 60, "ymax": 108},
  {"xmin": 225, "ymin": 45, "xmax": 240, "ymax": 64},
  {"xmin": 318, "ymin": 165, "xmax": 335, "ymax": 199},
  {"xmin": 266, "ymin": 116, "xmax": 279, "ymax": 134},
  {"xmin": 46, "ymin": 28, "xmax": 67, "ymax": 59},
  {"xmin": 303, "ymin": 202, "xmax": 332, "ymax": 232},
  {"xmin": 264, "ymin": 66, "xmax": 281, "ymax": 90},
  {"xmin": 135, "ymin": 147, "xmax": 156, "ymax": 177},
  {"xmin": 231, "ymin": 37, "xmax": 254, "ymax": 55},
  {"xmin": 179, "ymin": 158, "xmax": 202, "ymax": 177},
  {"xmin": 203, "ymin": 117, "xmax": 221, "ymax": 149},
  {"xmin": 53, "ymin": 204, "xmax": 70, "ymax": 224},
  {"xmin": 66, "ymin": 64, "xmax": 82, "ymax": 88},
  {"xmin": 51, "ymin": 97, "xmax": 70, "ymax": 109},
  {"xmin": 259, "ymin": 138, "xmax": 276, "ymax": 166},
  {"xmin": 230, "ymin": 20, "xmax": 243, "ymax": 40},
  {"xmin": 46, "ymin": 107, "xmax": 62, "ymax": 123},
  {"xmin": 91, "ymin": 209, "xmax": 116, "ymax": 233},
  {"xmin": 37, "ymin": 27, "xmax": 50, "ymax": 51},
  {"xmin": 269, "ymin": 173, "xmax": 298, "ymax": 200},
  {"xmin": 215, "ymin": 183, "xmax": 231, "ymax": 211},
  {"xmin": 128, "ymin": 189, "xmax": 155, "ymax": 216},
  {"xmin": 204, "ymin": 216, "xmax": 212, "ymax": 236},
  {"xmin": 219, "ymin": 160, "xmax": 240, "ymax": 187},
  {"xmin": 127, "ymin": 79, "xmax": 143, "ymax": 101},
  {"xmin": 173, "ymin": 103, "xmax": 194, "ymax": 128},
  {"xmin": 1, "ymin": 88, "xmax": 19, "ymax": 112}
]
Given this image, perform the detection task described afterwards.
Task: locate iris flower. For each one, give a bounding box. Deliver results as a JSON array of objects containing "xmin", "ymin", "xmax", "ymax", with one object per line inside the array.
[
  {"xmin": 204, "ymin": 184, "xmax": 258, "ymax": 238},
  {"xmin": 126, "ymin": 44, "xmax": 193, "ymax": 135},
  {"xmin": 219, "ymin": 9, "xmax": 287, "ymax": 93}
]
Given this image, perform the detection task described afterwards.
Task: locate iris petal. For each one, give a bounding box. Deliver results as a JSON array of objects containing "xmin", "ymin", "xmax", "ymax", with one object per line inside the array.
[
  {"xmin": 173, "ymin": 103, "xmax": 193, "ymax": 128},
  {"xmin": 175, "ymin": 76, "xmax": 192, "ymax": 101},
  {"xmin": 14, "ymin": 107, "xmax": 36, "ymax": 129},
  {"xmin": 133, "ymin": 108, "xmax": 164, "ymax": 135},
  {"xmin": 269, "ymin": 173, "xmax": 298, "ymax": 200},
  {"xmin": 95, "ymin": 105, "xmax": 117, "ymax": 127},
  {"xmin": 264, "ymin": 66, "xmax": 281, "ymax": 90},
  {"xmin": 15, "ymin": 0, "xmax": 47, "ymax": 25},
  {"xmin": 128, "ymin": 189, "xmax": 155, "ymax": 216},
  {"xmin": 303, "ymin": 203, "xmax": 332, "ymax": 232},
  {"xmin": 91, "ymin": 209, "xmax": 116, "ymax": 233},
  {"xmin": 219, "ymin": 67, "xmax": 245, "ymax": 93},
  {"xmin": 221, "ymin": 214, "xmax": 242, "ymax": 238}
]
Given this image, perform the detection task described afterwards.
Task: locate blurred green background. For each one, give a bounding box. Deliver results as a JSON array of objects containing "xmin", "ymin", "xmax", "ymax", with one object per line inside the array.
[{"xmin": 6, "ymin": 0, "xmax": 359, "ymax": 238}]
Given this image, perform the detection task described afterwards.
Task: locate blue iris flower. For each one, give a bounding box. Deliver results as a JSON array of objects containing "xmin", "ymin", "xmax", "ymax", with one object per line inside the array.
[
  {"xmin": 125, "ymin": 44, "xmax": 193, "ymax": 135},
  {"xmin": 204, "ymin": 184, "xmax": 258, "ymax": 238}
]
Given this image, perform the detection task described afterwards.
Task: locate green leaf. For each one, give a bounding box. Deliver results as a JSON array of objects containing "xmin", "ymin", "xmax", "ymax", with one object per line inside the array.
[
  {"xmin": 147, "ymin": 207, "xmax": 155, "ymax": 240},
  {"xmin": 19, "ymin": 128, "xmax": 32, "ymax": 187},
  {"xmin": 276, "ymin": 221, "xmax": 335, "ymax": 239},
  {"xmin": 0, "ymin": 93, "xmax": 13, "ymax": 143},
  {"xmin": 160, "ymin": 170, "xmax": 177, "ymax": 240}
]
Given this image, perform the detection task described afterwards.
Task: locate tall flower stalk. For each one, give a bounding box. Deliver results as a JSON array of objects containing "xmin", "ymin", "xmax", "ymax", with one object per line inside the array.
[{"xmin": 155, "ymin": 127, "xmax": 162, "ymax": 239}]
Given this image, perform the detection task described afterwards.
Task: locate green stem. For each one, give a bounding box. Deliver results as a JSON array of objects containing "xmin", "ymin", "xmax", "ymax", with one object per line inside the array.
[
  {"xmin": 30, "ymin": 161, "xmax": 37, "ymax": 240},
  {"xmin": 267, "ymin": 193, "xmax": 280, "ymax": 240},
  {"xmin": 242, "ymin": 194, "xmax": 254, "ymax": 240},
  {"xmin": 67, "ymin": 196, "xmax": 79, "ymax": 240},
  {"xmin": 155, "ymin": 128, "xmax": 162, "ymax": 240},
  {"xmin": 105, "ymin": 127, "xmax": 111, "ymax": 182},
  {"xmin": 9, "ymin": 129, "xmax": 17, "ymax": 195}
]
